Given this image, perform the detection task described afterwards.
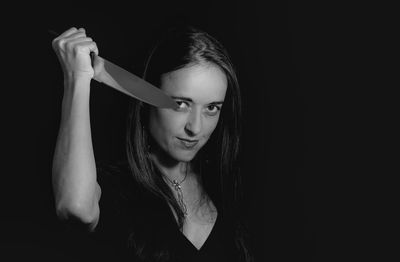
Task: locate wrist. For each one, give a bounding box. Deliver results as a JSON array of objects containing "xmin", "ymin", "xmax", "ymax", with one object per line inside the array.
[
  {"xmin": 62, "ymin": 76, "xmax": 91, "ymax": 103},
  {"xmin": 64, "ymin": 71, "xmax": 91, "ymax": 87},
  {"xmin": 64, "ymin": 68, "xmax": 93, "ymax": 81}
]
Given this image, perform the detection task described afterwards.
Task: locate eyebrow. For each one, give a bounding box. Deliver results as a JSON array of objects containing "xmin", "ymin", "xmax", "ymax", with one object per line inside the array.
[{"xmin": 171, "ymin": 96, "xmax": 224, "ymax": 105}]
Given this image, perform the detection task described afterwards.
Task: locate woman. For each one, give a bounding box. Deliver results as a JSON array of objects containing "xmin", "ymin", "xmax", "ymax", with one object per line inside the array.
[{"xmin": 52, "ymin": 25, "xmax": 252, "ymax": 261}]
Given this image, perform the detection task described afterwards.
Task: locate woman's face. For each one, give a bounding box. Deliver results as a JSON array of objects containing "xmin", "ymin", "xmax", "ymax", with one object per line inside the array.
[{"xmin": 148, "ymin": 62, "xmax": 227, "ymax": 163}]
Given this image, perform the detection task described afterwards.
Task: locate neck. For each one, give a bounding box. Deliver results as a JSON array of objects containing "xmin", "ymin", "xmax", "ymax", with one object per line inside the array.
[
  {"xmin": 150, "ymin": 150, "xmax": 193, "ymax": 183},
  {"xmin": 150, "ymin": 149, "xmax": 212, "ymax": 217}
]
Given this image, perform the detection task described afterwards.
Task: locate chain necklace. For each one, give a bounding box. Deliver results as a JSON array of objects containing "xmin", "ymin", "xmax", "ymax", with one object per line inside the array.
[{"xmin": 163, "ymin": 167, "xmax": 188, "ymax": 216}]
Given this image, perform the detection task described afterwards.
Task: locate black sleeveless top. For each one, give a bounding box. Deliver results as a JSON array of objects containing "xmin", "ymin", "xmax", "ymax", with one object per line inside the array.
[{"xmin": 92, "ymin": 161, "xmax": 242, "ymax": 262}]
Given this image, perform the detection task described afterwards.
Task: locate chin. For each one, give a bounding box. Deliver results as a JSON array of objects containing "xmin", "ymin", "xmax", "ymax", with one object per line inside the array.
[{"xmin": 170, "ymin": 150, "xmax": 198, "ymax": 163}]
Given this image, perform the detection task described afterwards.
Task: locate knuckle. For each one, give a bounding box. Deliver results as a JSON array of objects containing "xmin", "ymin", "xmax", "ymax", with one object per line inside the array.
[
  {"xmin": 73, "ymin": 44, "xmax": 84, "ymax": 53},
  {"xmin": 52, "ymin": 38, "xmax": 63, "ymax": 50},
  {"xmin": 65, "ymin": 41, "xmax": 73, "ymax": 50},
  {"xmin": 72, "ymin": 45, "xmax": 80, "ymax": 52}
]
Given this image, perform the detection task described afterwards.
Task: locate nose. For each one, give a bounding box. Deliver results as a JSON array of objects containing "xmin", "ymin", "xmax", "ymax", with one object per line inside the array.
[{"xmin": 184, "ymin": 108, "xmax": 202, "ymax": 136}]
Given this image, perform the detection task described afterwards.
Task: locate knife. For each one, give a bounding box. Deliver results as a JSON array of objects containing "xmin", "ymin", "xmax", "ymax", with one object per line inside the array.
[{"xmin": 49, "ymin": 30, "xmax": 177, "ymax": 109}]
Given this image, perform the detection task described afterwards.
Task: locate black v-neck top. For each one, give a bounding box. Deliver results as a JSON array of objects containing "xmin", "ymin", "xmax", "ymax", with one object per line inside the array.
[{"xmin": 92, "ymin": 161, "xmax": 242, "ymax": 262}]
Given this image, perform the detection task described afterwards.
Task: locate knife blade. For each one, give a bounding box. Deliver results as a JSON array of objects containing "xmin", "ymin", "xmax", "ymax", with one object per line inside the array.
[
  {"xmin": 49, "ymin": 29, "xmax": 177, "ymax": 109},
  {"xmin": 92, "ymin": 54, "xmax": 177, "ymax": 109}
]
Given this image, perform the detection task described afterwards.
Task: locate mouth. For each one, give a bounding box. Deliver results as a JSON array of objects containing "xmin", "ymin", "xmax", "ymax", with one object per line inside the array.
[{"xmin": 177, "ymin": 137, "xmax": 199, "ymax": 149}]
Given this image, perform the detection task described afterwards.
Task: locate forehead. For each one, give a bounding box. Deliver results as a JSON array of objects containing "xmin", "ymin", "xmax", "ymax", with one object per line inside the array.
[{"xmin": 160, "ymin": 63, "xmax": 228, "ymax": 103}]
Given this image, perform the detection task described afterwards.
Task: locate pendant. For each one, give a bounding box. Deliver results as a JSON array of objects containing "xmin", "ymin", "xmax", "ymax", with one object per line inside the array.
[
  {"xmin": 172, "ymin": 180, "xmax": 181, "ymax": 191},
  {"xmin": 172, "ymin": 180, "xmax": 188, "ymax": 216}
]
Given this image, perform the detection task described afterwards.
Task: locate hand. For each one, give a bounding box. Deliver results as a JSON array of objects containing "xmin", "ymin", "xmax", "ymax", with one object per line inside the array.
[{"xmin": 52, "ymin": 27, "xmax": 99, "ymax": 80}]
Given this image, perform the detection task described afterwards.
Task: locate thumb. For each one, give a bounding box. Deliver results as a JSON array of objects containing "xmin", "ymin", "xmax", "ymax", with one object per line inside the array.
[{"xmin": 92, "ymin": 55, "xmax": 105, "ymax": 80}]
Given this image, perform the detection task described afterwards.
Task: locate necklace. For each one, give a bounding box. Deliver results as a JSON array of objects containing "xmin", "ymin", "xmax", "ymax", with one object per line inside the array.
[{"xmin": 163, "ymin": 167, "xmax": 188, "ymax": 216}]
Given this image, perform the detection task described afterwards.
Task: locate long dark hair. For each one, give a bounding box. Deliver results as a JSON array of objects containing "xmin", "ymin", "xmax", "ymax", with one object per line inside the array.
[{"xmin": 126, "ymin": 25, "xmax": 252, "ymax": 261}]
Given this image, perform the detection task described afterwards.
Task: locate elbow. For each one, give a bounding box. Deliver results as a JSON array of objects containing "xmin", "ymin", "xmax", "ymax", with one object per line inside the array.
[{"xmin": 55, "ymin": 198, "xmax": 99, "ymax": 227}]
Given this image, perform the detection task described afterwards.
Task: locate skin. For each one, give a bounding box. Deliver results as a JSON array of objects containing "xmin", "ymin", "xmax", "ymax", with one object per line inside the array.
[
  {"xmin": 148, "ymin": 62, "xmax": 228, "ymax": 249},
  {"xmin": 52, "ymin": 27, "xmax": 102, "ymax": 231},
  {"xmin": 149, "ymin": 62, "xmax": 227, "ymax": 166},
  {"xmin": 52, "ymin": 27, "xmax": 228, "ymax": 250}
]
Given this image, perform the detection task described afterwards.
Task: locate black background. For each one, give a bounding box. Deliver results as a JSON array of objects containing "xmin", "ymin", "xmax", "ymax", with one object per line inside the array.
[{"xmin": 1, "ymin": 1, "xmax": 378, "ymax": 261}]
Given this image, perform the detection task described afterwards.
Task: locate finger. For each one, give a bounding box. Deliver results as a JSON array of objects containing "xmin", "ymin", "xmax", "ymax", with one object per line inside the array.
[
  {"xmin": 64, "ymin": 31, "xmax": 88, "ymax": 41},
  {"xmin": 91, "ymin": 41, "xmax": 99, "ymax": 56},
  {"xmin": 85, "ymin": 41, "xmax": 98, "ymax": 55},
  {"xmin": 65, "ymin": 37, "xmax": 94, "ymax": 50},
  {"xmin": 93, "ymin": 55, "xmax": 104, "ymax": 77},
  {"xmin": 65, "ymin": 28, "xmax": 87, "ymax": 39},
  {"xmin": 58, "ymin": 27, "xmax": 78, "ymax": 38},
  {"xmin": 52, "ymin": 27, "xmax": 81, "ymax": 48},
  {"xmin": 69, "ymin": 41, "xmax": 98, "ymax": 55}
]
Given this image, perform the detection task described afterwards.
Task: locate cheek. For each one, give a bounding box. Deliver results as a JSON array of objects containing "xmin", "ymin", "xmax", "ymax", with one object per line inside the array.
[
  {"xmin": 149, "ymin": 109, "xmax": 185, "ymax": 140},
  {"xmin": 159, "ymin": 110, "xmax": 187, "ymax": 132},
  {"xmin": 202, "ymin": 115, "xmax": 221, "ymax": 140}
]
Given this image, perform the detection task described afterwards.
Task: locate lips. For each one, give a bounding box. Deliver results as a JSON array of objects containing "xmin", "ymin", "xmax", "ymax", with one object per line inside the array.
[{"xmin": 177, "ymin": 137, "xmax": 199, "ymax": 149}]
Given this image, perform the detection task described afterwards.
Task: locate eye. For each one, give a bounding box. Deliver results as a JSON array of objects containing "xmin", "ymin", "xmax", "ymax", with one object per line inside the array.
[
  {"xmin": 206, "ymin": 105, "xmax": 221, "ymax": 116},
  {"xmin": 175, "ymin": 101, "xmax": 190, "ymax": 111}
]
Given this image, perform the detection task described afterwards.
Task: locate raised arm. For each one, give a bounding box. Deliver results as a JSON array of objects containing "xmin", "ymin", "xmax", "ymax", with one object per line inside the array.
[{"xmin": 51, "ymin": 27, "xmax": 102, "ymax": 230}]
